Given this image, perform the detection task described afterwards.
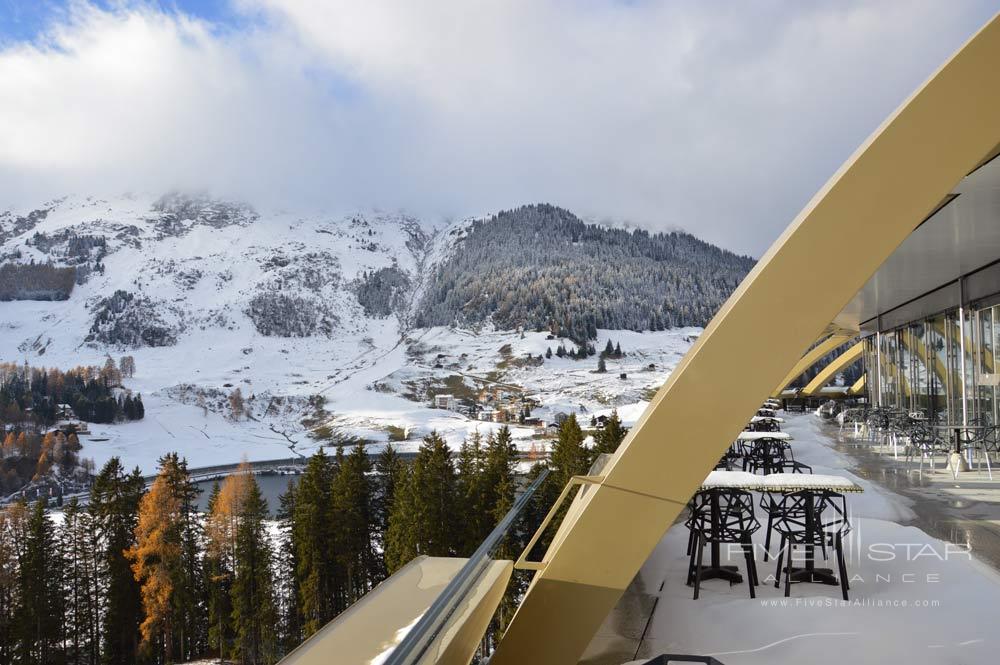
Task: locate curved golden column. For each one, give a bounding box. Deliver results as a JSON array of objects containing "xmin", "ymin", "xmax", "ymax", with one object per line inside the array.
[
  {"xmin": 771, "ymin": 333, "xmax": 854, "ymax": 396},
  {"xmin": 802, "ymin": 341, "xmax": 864, "ymax": 395},
  {"xmin": 492, "ymin": 14, "xmax": 1000, "ymax": 665}
]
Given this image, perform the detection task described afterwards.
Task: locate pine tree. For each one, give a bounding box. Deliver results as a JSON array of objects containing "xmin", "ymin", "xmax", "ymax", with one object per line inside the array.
[
  {"xmin": 15, "ymin": 500, "xmax": 64, "ymax": 665},
  {"xmin": 593, "ymin": 410, "xmax": 629, "ymax": 456},
  {"xmin": 62, "ymin": 498, "xmax": 99, "ymax": 665},
  {"xmin": 532, "ymin": 414, "xmax": 591, "ymax": 556},
  {"xmin": 275, "ymin": 480, "xmax": 301, "ymax": 653},
  {"xmin": 231, "ymin": 477, "xmax": 278, "ymax": 665},
  {"xmin": 603, "ymin": 340, "xmax": 614, "ymax": 358},
  {"xmin": 597, "ymin": 357, "xmax": 607, "ymax": 373},
  {"xmin": 485, "ymin": 426, "xmax": 518, "ymax": 526},
  {"xmin": 331, "ymin": 441, "xmax": 377, "ymax": 604},
  {"xmin": 407, "ymin": 432, "xmax": 457, "ymax": 557},
  {"xmin": 89, "ymin": 458, "xmax": 144, "ymax": 665},
  {"xmin": 156, "ymin": 453, "xmax": 204, "ymax": 660},
  {"xmin": 292, "ymin": 448, "xmax": 337, "ymax": 636},
  {"xmin": 384, "ymin": 465, "xmax": 416, "ymax": 574},
  {"xmin": 481, "ymin": 427, "xmax": 519, "ymax": 650},
  {"xmin": 549, "ymin": 414, "xmax": 589, "ymax": 490},
  {"xmin": 374, "ymin": 445, "xmax": 404, "ymax": 569},
  {"xmin": 455, "ymin": 433, "xmax": 488, "ymax": 554},
  {"xmin": 0, "ymin": 503, "xmax": 26, "ymax": 665}
]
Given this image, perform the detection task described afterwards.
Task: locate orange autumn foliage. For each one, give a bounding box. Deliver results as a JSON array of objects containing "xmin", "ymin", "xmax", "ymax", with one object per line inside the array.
[
  {"xmin": 126, "ymin": 474, "xmax": 182, "ymax": 658},
  {"xmin": 205, "ymin": 458, "xmax": 253, "ymax": 564}
]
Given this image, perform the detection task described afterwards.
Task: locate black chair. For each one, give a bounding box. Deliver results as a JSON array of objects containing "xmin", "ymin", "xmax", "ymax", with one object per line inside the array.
[
  {"xmin": 758, "ymin": 461, "xmax": 812, "ymax": 562},
  {"xmin": 743, "ymin": 438, "xmax": 792, "ymax": 475},
  {"xmin": 685, "ymin": 489, "xmax": 760, "ymax": 599},
  {"xmin": 771, "ymin": 490, "xmax": 851, "ymax": 600},
  {"xmin": 750, "ymin": 419, "xmax": 781, "ymax": 432}
]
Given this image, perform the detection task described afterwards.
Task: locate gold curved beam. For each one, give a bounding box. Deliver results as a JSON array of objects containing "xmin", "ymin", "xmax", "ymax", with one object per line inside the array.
[
  {"xmin": 771, "ymin": 333, "xmax": 854, "ymax": 396},
  {"xmin": 492, "ymin": 14, "xmax": 1000, "ymax": 665},
  {"xmin": 849, "ymin": 374, "xmax": 866, "ymax": 395},
  {"xmin": 803, "ymin": 342, "xmax": 864, "ymax": 395},
  {"xmin": 899, "ymin": 328, "xmax": 951, "ymax": 387}
]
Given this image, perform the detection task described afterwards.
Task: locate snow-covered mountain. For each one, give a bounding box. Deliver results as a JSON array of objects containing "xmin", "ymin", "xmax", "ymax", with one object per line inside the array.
[{"xmin": 0, "ymin": 193, "xmax": 722, "ymax": 473}]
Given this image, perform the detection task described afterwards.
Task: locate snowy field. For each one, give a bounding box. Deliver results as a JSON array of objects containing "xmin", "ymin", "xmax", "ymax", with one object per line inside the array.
[
  {"xmin": 607, "ymin": 413, "xmax": 997, "ymax": 664},
  {"xmin": 1, "ymin": 315, "xmax": 695, "ymax": 473}
]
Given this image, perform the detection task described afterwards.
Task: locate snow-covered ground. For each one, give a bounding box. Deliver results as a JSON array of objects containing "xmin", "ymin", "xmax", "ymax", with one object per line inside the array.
[
  {"xmin": 1, "ymin": 194, "xmax": 700, "ymax": 474},
  {"xmin": 65, "ymin": 327, "xmax": 695, "ymax": 473},
  {"xmin": 601, "ymin": 413, "xmax": 997, "ymax": 664}
]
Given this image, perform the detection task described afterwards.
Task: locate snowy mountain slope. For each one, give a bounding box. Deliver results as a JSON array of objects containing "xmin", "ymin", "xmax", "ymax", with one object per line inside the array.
[{"xmin": 0, "ymin": 193, "xmax": 707, "ymax": 473}]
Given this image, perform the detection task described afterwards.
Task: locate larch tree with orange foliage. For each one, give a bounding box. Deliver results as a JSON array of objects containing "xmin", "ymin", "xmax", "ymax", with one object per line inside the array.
[
  {"xmin": 126, "ymin": 474, "xmax": 182, "ymax": 663},
  {"xmin": 204, "ymin": 460, "xmax": 252, "ymax": 659}
]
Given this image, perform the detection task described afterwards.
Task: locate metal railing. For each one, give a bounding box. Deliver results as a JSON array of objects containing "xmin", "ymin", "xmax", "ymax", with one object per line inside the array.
[{"xmin": 384, "ymin": 468, "xmax": 550, "ymax": 665}]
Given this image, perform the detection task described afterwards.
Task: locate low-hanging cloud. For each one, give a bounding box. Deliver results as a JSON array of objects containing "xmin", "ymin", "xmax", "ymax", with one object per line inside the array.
[{"xmin": 0, "ymin": 0, "xmax": 995, "ymax": 255}]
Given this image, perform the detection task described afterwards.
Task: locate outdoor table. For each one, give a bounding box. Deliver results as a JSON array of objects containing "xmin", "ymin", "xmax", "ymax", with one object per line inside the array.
[
  {"xmin": 736, "ymin": 431, "xmax": 791, "ymax": 442},
  {"xmin": 751, "ymin": 415, "xmax": 785, "ymax": 424},
  {"xmin": 764, "ymin": 473, "xmax": 863, "ymax": 586},
  {"xmin": 694, "ymin": 471, "xmax": 763, "ymax": 584},
  {"xmin": 930, "ymin": 424, "xmax": 996, "ymax": 468},
  {"xmin": 695, "ymin": 471, "xmax": 862, "ymax": 588},
  {"xmin": 930, "ymin": 424, "xmax": 993, "ymax": 452}
]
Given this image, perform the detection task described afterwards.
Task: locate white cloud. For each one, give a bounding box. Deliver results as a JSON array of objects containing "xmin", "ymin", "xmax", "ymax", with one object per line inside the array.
[{"xmin": 0, "ymin": 0, "xmax": 995, "ymax": 254}]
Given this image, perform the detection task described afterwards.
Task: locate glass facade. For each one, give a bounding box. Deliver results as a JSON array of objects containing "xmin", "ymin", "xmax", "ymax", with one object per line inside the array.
[{"xmin": 866, "ymin": 302, "xmax": 1000, "ymax": 425}]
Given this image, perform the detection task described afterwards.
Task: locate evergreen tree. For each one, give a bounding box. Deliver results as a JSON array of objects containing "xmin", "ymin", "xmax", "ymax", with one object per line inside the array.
[
  {"xmin": 597, "ymin": 357, "xmax": 607, "ymax": 373},
  {"xmin": 292, "ymin": 448, "xmax": 337, "ymax": 636},
  {"xmin": 408, "ymin": 432, "xmax": 457, "ymax": 557},
  {"xmin": 231, "ymin": 477, "xmax": 278, "ymax": 665},
  {"xmin": 89, "ymin": 458, "xmax": 144, "ymax": 665},
  {"xmin": 0, "ymin": 503, "xmax": 27, "ymax": 665},
  {"xmin": 374, "ymin": 445, "xmax": 404, "ymax": 574},
  {"xmin": 549, "ymin": 414, "xmax": 589, "ymax": 490},
  {"xmin": 455, "ymin": 433, "xmax": 488, "ymax": 554},
  {"xmin": 331, "ymin": 441, "xmax": 376, "ymax": 603},
  {"xmin": 275, "ymin": 480, "xmax": 301, "ymax": 654},
  {"xmin": 485, "ymin": 426, "xmax": 518, "ymax": 526},
  {"xmin": 386, "ymin": 432, "xmax": 457, "ymax": 570},
  {"xmin": 593, "ymin": 410, "xmax": 629, "ymax": 457},
  {"xmin": 384, "ymin": 465, "xmax": 415, "ymax": 574},
  {"xmin": 157, "ymin": 453, "xmax": 204, "ymax": 661},
  {"xmin": 62, "ymin": 498, "xmax": 99, "ymax": 665},
  {"xmin": 15, "ymin": 499, "xmax": 64, "ymax": 665}
]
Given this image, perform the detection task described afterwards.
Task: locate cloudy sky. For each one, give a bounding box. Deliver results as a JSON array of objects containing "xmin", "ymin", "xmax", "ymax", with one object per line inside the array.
[{"xmin": 0, "ymin": 1, "xmax": 995, "ymax": 255}]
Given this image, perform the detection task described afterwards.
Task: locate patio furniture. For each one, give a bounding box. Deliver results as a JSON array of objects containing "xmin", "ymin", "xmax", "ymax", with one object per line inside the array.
[
  {"xmin": 742, "ymin": 438, "xmax": 793, "ymax": 475},
  {"xmin": 686, "ymin": 488, "xmax": 760, "ymax": 600},
  {"xmin": 771, "ymin": 490, "xmax": 852, "ymax": 600},
  {"xmin": 759, "ymin": 462, "xmax": 812, "ymax": 562}
]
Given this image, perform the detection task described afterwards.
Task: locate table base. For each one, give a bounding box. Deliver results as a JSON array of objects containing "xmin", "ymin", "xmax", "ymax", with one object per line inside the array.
[
  {"xmin": 786, "ymin": 566, "xmax": 838, "ymax": 585},
  {"xmin": 691, "ymin": 565, "xmax": 743, "ymax": 584}
]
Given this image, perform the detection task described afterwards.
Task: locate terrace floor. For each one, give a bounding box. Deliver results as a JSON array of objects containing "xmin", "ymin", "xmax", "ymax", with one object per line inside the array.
[{"xmin": 580, "ymin": 412, "xmax": 1000, "ymax": 665}]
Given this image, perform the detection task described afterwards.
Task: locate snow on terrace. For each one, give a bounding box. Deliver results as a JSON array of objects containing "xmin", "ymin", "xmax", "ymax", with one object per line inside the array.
[{"xmin": 583, "ymin": 413, "xmax": 998, "ymax": 665}]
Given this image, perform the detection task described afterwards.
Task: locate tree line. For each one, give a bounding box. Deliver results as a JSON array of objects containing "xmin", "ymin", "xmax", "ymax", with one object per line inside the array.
[
  {"xmin": 416, "ymin": 204, "xmax": 755, "ymax": 342},
  {"xmin": 0, "ymin": 360, "xmax": 143, "ymax": 429},
  {"xmin": 0, "ymin": 262, "xmax": 76, "ymax": 301},
  {"xmin": 0, "ymin": 414, "xmax": 628, "ymax": 665}
]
